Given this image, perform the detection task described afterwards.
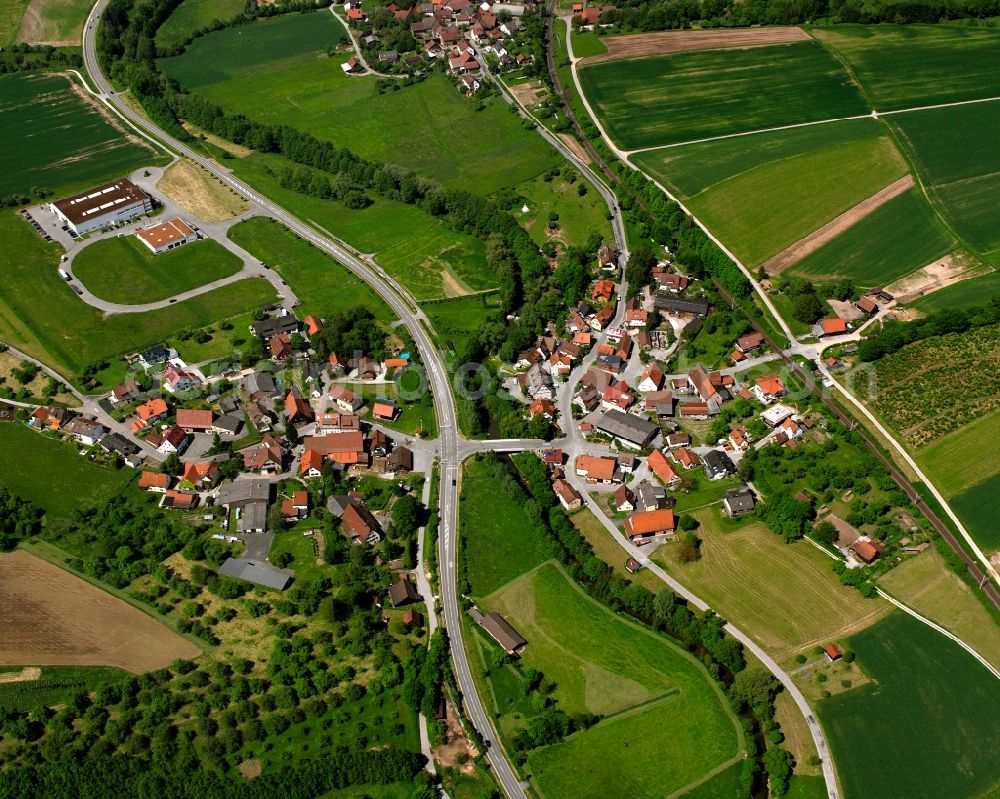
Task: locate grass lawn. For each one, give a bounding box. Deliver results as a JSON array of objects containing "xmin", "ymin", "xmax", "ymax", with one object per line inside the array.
[
  {"xmin": 578, "ymin": 41, "xmax": 868, "ymax": 151},
  {"xmin": 0, "ymin": 73, "xmax": 159, "ymax": 197},
  {"xmin": 345, "ymin": 381, "xmax": 437, "ymax": 439},
  {"xmin": 812, "ymin": 24, "xmax": 1000, "ymax": 110},
  {"xmin": 633, "ymin": 116, "xmax": 885, "ymax": 200},
  {"xmin": 72, "ymin": 236, "xmax": 243, "ymax": 304},
  {"xmin": 677, "ymin": 761, "xmax": 743, "ymax": 799},
  {"xmin": 226, "ymin": 217, "xmax": 393, "ymax": 321},
  {"xmin": 914, "ymin": 408, "xmax": 1000, "ymax": 499},
  {"xmin": 459, "ymin": 457, "xmax": 552, "ymax": 596},
  {"xmin": 653, "ymin": 511, "xmax": 888, "ymax": 658},
  {"xmin": 155, "ymin": 0, "xmax": 245, "ymax": 50},
  {"xmin": 685, "ymin": 132, "xmax": 908, "ymax": 266},
  {"xmin": 485, "ymin": 561, "xmax": 742, "ymax": 799},
  {"xmin": 818, "ymin": 611, "xmax": 1000, "ymax": 799},
  {"xmin": 269, "ymin": 525, "xmax": 325, "ymax": 583},
  {"xmin": 788, "ymin": 188, "xmax": 954, "ymax": 286},
  {"xmin": 0, "ymin": 423, "xmax": 132, "ymax": 519},
  {"xmin": 0, "ymin": 211, "xmax": 277, "ymax": 384},
  {"xmin": 0, "ymin": 0, "xmax": 28, "ymax": 45},
  {"xmin": 949, "ymin": 473, "xmax": 1000, "ymax": 553},
  {"xmin": 889, "ymin": 101, "xmax": 1000, "ymax": 258},
  {"xmin": 878, "ymin": 546, "xmax": 1000, "ymax": 670},
  {"xmin": 159, "ymin": 11, "xmax": 559, "ymax": 193},
  {"xmin": 423, "ymin": 294, "xmax": 499, "ymax": 353},
  {"xmin": 571, "ymin": 30, "xmax": 608, "ymax": 58},
  {"xmin": 510, "ymin": 172, "xmax": 611, "ymax": 248},
  {"xmin": 784, "ymin": 775, "xmax": 828, "ymax": 799},
  {"xmin": 228, "ymin": 153, "xmax": 495, "ymax": 300},
  {"xmin": 0, "ymin": 665, "xmax": 127, "ymax": 711}
]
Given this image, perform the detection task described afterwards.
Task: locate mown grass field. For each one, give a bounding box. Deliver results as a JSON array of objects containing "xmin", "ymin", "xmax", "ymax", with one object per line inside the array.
[
  {"xmin": 0, "ymin": 73, "xmax": 157, "ymax": 196},
  {"xmin": 160, "ymin": 11, "xmax": 559, "ymax": 192},
  {"xmin": 571, "ymin": 30, "xmax": 607, "ymax": 58},
  {"xmin": 72, "ymin": 236, "xmax": 242, "ymax": 304},
  {"xmin": 0, "ymin": 211, "xmax": 276, "ymax": 383},
  {"xmin": 226, "ymin": 217, "xmax": 393, "ymax": 320},
  {"xmin": 685, "ymin": 133, "xmax": 908, "ymax": 266},
  {"xmin": 813, "ymin": 24, "xmax": 1000, "ymax": 110},
  {"xmin": 915, "ymin": 408, "xmax": 1000, "ymax": 498},
  {"xmin": 633, "ymin": 117, "xmax": 884, "ymax": 200},
  {"xmin": 653, "ymin": 512, "xmax": 886, "ymax": 657},
  {"xmin": 950, "ymin": 474, "xmax": 1000, "ymax": 553},
  {"xmin": 818, "ymin": 611, "xmax": 1000, "ymax": 799},
  {"xmin": 511, "ymin": 172, "xmax": 611, "ymax": 247},
  {"xmin": 14, "ymin": 0, "xmax": 93, "ymax": 45},
  {"xmin": 155, "ymin": 0, "xmax": 245, "ymax": 50},
  {"xmin": 878, "ymin": 547, "xmax": 1000, "ymax": 669},
  {"xmin": 0, "ymin": 423, "xmax": 132, "ymax": 519},
  {"xmin": 459, "ymin": 458, "xmax": 553, "ymax": 596},
  {"xmin": 485, "ymin": 562, "xmax": 742, "ymax": 799},
  {"xmin": 890, "ymin": 100, "xmax": 1000, "ymax": 258},
  {"xmin": 229, "ymin": 153, "xmax": 496, "ymax": 300},
  {"xmin": 578, "ymin": 41, "xmax": 868, "ymax": 150},
  {"xmin": 424, "ymin": 294, "xmax": 499, "ymax": 353},
  {"xmin": 788, "ymin": 188, "xmax": 954, "ymax": 285},
  {"xmin": 0, "ymin": 0, "xmax": 28, "ymax": 44}
]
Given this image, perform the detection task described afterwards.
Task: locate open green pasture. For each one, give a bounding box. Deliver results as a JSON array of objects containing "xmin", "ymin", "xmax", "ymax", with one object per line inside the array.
[
  {"xmin": 0, "ymin": 211, "xmax": 276, "ymax": 382},
  {"xmin": 0, "ymin": 0, "xmax": 27, "ymax": 45},
  {"xmin": 890, "ymin": 101, "xmax": 1000, "ymax": 257},
  {"xmin": 0, "ymin": 423, "xmax": 132, "ymax": 519},
  {"xmin": 578, "ymin": 41, "xmax": 868, "ymax": 151},
  {"xmin": 915, "ymin": 408, "xmax": 1000, "ymax": 500},
  {"xmin": 949, "ymin": 473, "xmax": 1000, "ymax": 553},
  {"xmin": 159, "ymin": 11, "xmax": 559, "ymax": 192},
  {"xmin": 485, "ymin": 562, "xmax": 741, "ymax": 799},
  {"xmin": 459, "ymin": 458, "xmax": 553, "ymax": 596},
  {"xmin": 0, "ymin": 73, "xmax": 157, "ymax": 197},
  {"xmin": 227, "ymin": 217, "xmax": 393, "ymax": 321},
  {"xmin": 229, "ymin": 153, "xmax": 495, "ymax": 300},
  {"xmin": 424, "ymin": 294, "xmax": 498, "ymax": 353},
  {"xmin": 72, "ymin": 236, "xmax": 242, "ymax": 304},
  {"xmin": 633, "ymin": 117, "xmax": 885, "ymax": 200},
  {"xmin": 571, "ymin": 29, "xmax": 607, "ymax": 58},
  {"xmin": 685, "ymin": 133, "xmax": 908, "ymax": 266},
  {"xmin": 813, "ymin": 24, "xmax": 1000, "ymax": 110},
  {"xmin": 14, "ymin": 0, "xmax": 93, "ymax": 46},
  {"xmin": 789, "ymin": 188, "xmax": 954, "ymax": 285},
  {"xmin": 155, "ymin": 0, "xmax": 245, "ymax": 50},
  {"xmin": 510, "ymin": 171, "xmax": 611, "ymax": 247},
  {"xmin": 653, "ymin": 512, "xmax": 886, "ymax": 658},
  {"xmin": 818, "ymin": 611, "xmax": 1000, "ymax": 799}
]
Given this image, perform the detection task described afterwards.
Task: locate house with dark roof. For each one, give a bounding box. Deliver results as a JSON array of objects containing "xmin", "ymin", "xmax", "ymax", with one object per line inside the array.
[
  {"xmin": 704, "ymin": 449, "xmax": 737, "ymax": 481},
  {"xmin": 723, "ymin": 487, "xmax": 755, "ymax": 517},
  {"xmin": 595, "ymin": 410, "xmax": 659, "ymax": 449},
  {"xmin": 389, "ymin": 574, "xmax": 421, "ymax": 607},
  {"xmin": 478, "ymin": 611, "xmax": 527, "ymax": 655}
]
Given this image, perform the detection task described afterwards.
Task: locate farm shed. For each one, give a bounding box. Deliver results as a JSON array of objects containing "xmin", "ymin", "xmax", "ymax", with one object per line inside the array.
[{"xmin": 218, "ymin": 558, "xmax": 293, "ymax": 590}]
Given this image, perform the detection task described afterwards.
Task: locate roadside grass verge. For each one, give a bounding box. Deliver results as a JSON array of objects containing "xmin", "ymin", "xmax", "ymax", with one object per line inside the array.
[{"xmin": 226, "ymin": 217, "xmax": 394, "ymax": 321}]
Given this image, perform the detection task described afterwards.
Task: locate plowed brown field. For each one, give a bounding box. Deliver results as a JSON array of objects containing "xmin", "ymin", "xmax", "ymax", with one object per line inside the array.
[{"xmin": 581, "ymin": 27, "xmax": 811, "ymax": 64}]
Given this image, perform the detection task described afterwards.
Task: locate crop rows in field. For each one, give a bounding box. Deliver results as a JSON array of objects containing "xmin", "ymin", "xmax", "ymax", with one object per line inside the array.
[
  {"xmin": 0, "ymin": 73, "xmax": 155, "ymax": 196},
  {"xmin": 865, "ymin": 323, "xmax": 1000, "ymax": 448}
]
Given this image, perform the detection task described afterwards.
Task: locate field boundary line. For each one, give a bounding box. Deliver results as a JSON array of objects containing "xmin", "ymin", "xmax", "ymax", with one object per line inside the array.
[
  {"xmin": 762, "ymin": 174, "xmax": 914, "ymax": 274},
  {"xmin": 625, "ymin": 112, "xmax": 875, "ymax": 156},
  {"xmin": 801, "ymin": 536, "xmax": 1000, "ymax": 680},
  {"xmin": 665, "ymin": 753, "xmax": 744, "ymax": 799},
  {"xmin": 878, "ymin": 94, "xmax": 1000, "ymax": 118},
  {"xmin": 67, "ymin": 69, "xmax": 178, "ymax": 160}
]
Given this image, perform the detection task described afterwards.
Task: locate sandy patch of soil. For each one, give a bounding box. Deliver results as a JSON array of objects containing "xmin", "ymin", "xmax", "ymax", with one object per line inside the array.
[
  {"xmin": 764, "ymin": 175, "xmax": 914, "ymax": 275},
  {"xmin": 558, "ymin": 132, "xmax": 590, "ymax": 163},
  {"xmin": 440, "ymin": 267, "xmax": 472, "ymax": 298},
  {"xmin": 238, "ymin": 759, "xmax": 262, "ymax": 779},
  {"xmin": 509, "ymin": 80, "xmax": 546, "ymax": 107},
  {"xmin": 16, "ymin": 0, "xmax": 83, "ymax": 46},
  {"xmin": 432, "ymin": 699, "xmax": 479, "ymax": 773},
  {"xmin": 885, "ymin": 252, "xmax": 989, "ymax": 305},
  {"xmin": 0, "ymin": 667, "xmax": 42, "ymax": 684},
  {"xmin": 156, "ymin": 159, "xmax": 250, "ymax": 223},
  {"xmin": 827, "ymin": 299, "xmax": 864, "ymax": 322},
  {"xmin": 582, "ymin": 26, "xmax": 810, "ymax": 63}
]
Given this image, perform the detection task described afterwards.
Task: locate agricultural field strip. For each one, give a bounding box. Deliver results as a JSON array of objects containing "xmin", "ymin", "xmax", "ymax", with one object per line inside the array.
[
  {"xmin": 626, "ymin": 93, "xmax": 1000, "ymax": 156},
  {"xmin": 763, "ymin": 174, "xmax": 914, "ymax": 274}
]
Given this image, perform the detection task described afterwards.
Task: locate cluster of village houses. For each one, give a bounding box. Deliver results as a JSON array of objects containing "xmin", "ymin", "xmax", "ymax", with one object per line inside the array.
[{"xmin": 342, "ymin": 0, "xmax": 535, "ymax": 94}]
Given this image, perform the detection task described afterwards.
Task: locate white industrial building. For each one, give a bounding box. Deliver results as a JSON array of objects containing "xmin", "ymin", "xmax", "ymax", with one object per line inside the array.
[
  {"xmin": 135, "ymin": 218, "xmax": 198, "ymax": 254},
  {"xmin": 50, "ymin": 177, "xmax": 153, "ymax": 235}
]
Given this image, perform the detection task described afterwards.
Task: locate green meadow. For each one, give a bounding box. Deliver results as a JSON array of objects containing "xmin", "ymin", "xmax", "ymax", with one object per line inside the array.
[
  {"xmin": 578, "ymin": 41, "xmax": 868, "ymax": 150},
  {"xmin": 155, "ymin": 0, "xmax": 245, "ymax": 50},
  {"xmin": 159, "ymin": 11, "xmax": 559, "ymax": 192}
]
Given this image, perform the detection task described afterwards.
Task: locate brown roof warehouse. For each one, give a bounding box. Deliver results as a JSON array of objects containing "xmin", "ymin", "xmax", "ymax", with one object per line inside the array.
[
  {"xmin": 50, "ymin": 177, "xmax": 153, "ymax": 235},
  {"xmin": 136, "ymin": 218, "xmax": 198, "ymax": 254}
]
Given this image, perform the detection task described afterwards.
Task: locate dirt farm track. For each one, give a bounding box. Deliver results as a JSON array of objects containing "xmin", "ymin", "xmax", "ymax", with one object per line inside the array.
[
  {"xmin": 581, "ymin": 26, "xmax": 811, "ymax": 63},
  {"xmin": 0, "ymin": 551, "xmax": 201, "ymax": 673}
]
